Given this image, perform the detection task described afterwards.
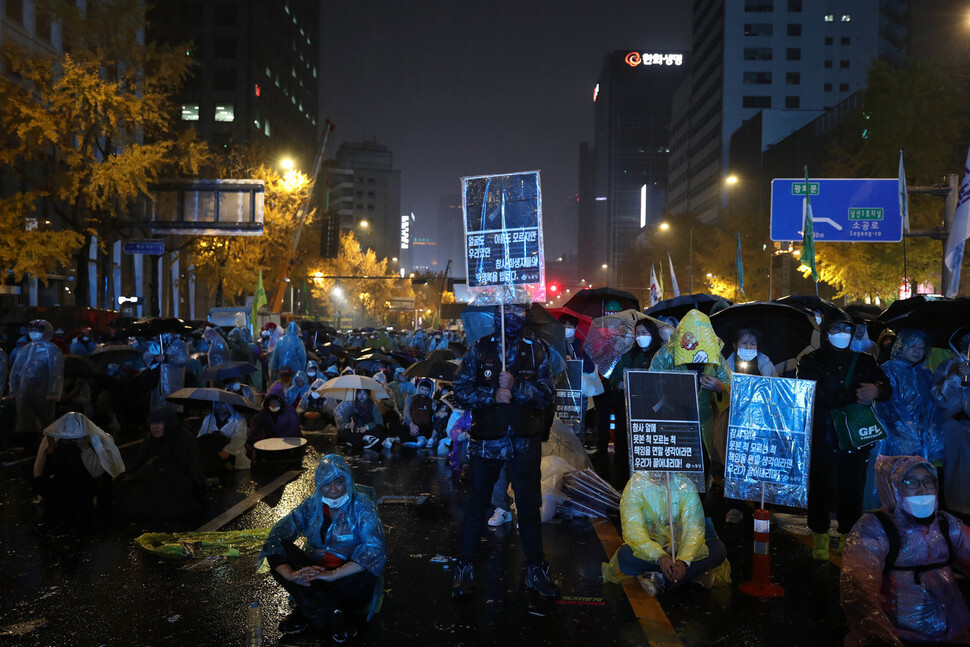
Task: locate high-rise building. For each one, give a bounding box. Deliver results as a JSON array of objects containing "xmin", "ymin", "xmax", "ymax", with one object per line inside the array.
[
  {"xmin": 147, "ymin": 0, "xmax": 320, "ymax": 167},
  {"xmin": 578, "ymin": 50, "xmax": 688, "ymax": 287},
  {"xmin": 667, "ymin": 0, "xmax": 909, "ymax": 223}
]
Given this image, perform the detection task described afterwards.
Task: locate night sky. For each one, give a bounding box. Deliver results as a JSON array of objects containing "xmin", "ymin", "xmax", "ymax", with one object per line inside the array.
[{"xmin": 320, "ymin": 1, "xmax": 690, "ymax": 260}]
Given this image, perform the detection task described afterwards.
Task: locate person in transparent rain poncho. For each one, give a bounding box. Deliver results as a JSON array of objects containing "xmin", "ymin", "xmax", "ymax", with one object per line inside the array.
[
  {"xmin": 259, "ymin": 454, "xmax": 385, "ymax": 641},
  {"xmin": 143, "ymin": 335, "xmax": 189, "ymax": 411},
  {"xmin": 605, "ymin": 471, "xmax": 727, "ymax": 597},
  {"xmin": 930, "ymin": 328, "xmax": 970, "ymax": 517},
  {"xmin": 269, "ymin": 322, "xmax": 308, "ymax": 382},
  {"xmin": 9, "ymin": 319, "xmax": 64, "ymax": 435},
  {"xmin": 196, "ymin": 401, "xmax": 250, "ymax": 472},
  {"xmin": 841, "ymin": 455, "xmax": 970, "ymax": 646},
  {"xmin": 204, "ymin": 326, "xmax": 232, "ymax": 368}
]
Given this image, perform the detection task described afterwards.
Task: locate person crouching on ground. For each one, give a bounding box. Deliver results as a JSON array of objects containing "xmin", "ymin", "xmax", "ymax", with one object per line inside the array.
[
  {"xmin": 259, "ymin": 454, "xmax": 385, "ymax": 642},
  {"xmin": 608, "ymin": 471, "xmax": 727, "ymax": 596},
  {"xmin": 841, "ymin": 455, "xmax": 970, "ymax": 646}
]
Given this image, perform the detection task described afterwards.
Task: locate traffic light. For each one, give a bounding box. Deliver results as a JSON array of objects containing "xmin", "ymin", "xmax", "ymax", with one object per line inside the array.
[{"xmin": 548, "ymin": 283, "xmax": 559, "ymax": 295}]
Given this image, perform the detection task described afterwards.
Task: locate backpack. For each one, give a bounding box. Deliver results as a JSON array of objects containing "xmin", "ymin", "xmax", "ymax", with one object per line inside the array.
[{"xmin": 871, "ymin": 509, "xmax": 953, "ymax": 585}]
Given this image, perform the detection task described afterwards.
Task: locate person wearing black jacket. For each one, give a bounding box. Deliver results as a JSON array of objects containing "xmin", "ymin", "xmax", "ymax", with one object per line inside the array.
[
  {"xmin": 451, "ymin": 302, "xmax": 558, "ymax": 600},
  {"xmin": 797, "ymin": 309, "xmax": 891, "ymax": 561}
]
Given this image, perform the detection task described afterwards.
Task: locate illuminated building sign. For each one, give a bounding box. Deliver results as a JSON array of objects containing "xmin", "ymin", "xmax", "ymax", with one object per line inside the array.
[
  {"xmin": 400, "ymin": 213, "xmax": 411, "ymax": 249},
  {"xmin": 625, "ymin": 52, "xmax": 683, "ymax": 67},
  {"xmin": 412, "ymin": 237, "xmax": 436, "ymax": 246},
  {"xmin": 593, "ymin": 83, "xmax": 599, "ymax": 102}
]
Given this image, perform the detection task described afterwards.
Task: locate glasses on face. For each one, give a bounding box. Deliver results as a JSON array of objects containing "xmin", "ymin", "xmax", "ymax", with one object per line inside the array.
[{"xmin": 901, "ymin": 477, "xmax": 938, "ymax": 491}]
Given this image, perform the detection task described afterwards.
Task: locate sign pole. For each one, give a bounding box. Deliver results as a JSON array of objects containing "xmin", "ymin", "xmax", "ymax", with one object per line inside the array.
[
  {"xmin": 500, "ymin": 302, "xmax": 506, "ymax": 371},
  {"xmin": 666, "ymin": 471, "xmax": 676, "ymax": 561}
]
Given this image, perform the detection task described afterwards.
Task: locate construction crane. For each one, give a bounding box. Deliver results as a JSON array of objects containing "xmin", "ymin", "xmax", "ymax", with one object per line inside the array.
[{"xmin": 268, "ymin": 118, "xmax": 335, "ymax": 313}]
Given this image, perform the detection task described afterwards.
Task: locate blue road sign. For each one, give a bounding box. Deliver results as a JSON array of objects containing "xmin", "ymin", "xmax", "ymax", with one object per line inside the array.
[
  {"xmin": 123, "ymin": 240, "xmax": 165, "ymax": 255},
  {"xmin": 770, "ymin": 178, "xmax": 902, "ymax": 243}
]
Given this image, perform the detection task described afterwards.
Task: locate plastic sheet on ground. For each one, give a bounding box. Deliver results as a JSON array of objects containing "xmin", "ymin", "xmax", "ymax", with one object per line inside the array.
[
  {"xmin": 724, "ymin": 374, "xmax": 815, "ymax": 508},
  {"xmin": 134, "ymin": 529, "xmax": 270, "ymax": 559}
]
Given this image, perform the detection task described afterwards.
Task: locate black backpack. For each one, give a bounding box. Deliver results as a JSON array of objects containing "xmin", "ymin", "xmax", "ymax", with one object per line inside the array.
[{"xmin": 871, "ymin": 509, "xmax": 953, "ymax": 585}]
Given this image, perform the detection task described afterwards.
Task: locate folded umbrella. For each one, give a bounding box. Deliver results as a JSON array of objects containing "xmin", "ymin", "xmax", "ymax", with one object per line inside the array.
[{"xmin": 710, "ymin": 301, "xmax": 817, "ymax": 363}]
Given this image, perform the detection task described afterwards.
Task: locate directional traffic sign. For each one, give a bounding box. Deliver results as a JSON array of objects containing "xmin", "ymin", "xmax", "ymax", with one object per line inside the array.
[
  {"xmin": 123, "ymin": 240, "xmax": 165, "ymax": 255},
  {"xmin": 770, "ymin": 178, "xmax": 902, "ymax": 243}
]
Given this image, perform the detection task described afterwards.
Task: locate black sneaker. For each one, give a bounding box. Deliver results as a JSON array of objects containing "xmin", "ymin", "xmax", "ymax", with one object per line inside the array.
[
  {"xmin": 362, "ymin": 434, "xmax": 381, "ymax": 450},
  {"xmin": 278, "ymin": 610, "xmax": 308, "ymax": 634},
  {"xmin": 525, "ymin": 562, "xmax": 560, "ymax": 599},
  {"xmin": 452, "ymin": 560, "xmax": 474, "ymax": 600}
]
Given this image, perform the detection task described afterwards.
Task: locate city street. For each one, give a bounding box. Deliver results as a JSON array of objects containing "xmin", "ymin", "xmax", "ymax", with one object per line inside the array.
[{"xmin": 0, "ymin": 425, "xmax": 909, "ymax": 647}]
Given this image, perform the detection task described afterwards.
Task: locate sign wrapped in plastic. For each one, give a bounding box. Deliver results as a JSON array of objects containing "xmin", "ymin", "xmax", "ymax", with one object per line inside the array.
[
  {"xmin": 725, "ymin": 374, "xmax": 815, "ymax": 508},
  {"xmin": 625, "ymin": 370, "xmax": 704, "ymax": 479},
  {"xmin": 461, "ymin": 171, "xmax": 545, "ymax": 305},
  {"xmin": 554, "ymin": 360, "xmax": 584, "ymax": 426}
]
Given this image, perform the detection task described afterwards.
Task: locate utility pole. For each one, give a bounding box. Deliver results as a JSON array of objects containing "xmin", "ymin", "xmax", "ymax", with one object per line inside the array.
[
  {"xmin": 435, "ymin": 259, "xmax": 452, "ymax": 328},
  {"xmin": 904, "ymin": 173, "xmax": 957, "ymax": 294}
]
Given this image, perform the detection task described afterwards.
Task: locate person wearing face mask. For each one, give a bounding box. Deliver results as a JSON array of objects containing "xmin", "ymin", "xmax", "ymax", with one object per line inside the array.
[
  {"xmin": 402, "ymin": 379, "xmax": 435, "ymax": 447},
  {"xmin": 9, "ymin": 319, "xmax": 64, "ymax": 437},
  {"xmin": 222, "ymin": 376, "xmax": 255, "ymax": 404},
  {"xmin": 300, "ymin": 378, "xmax": 331, "ymax": 430},
  {"xmin": 197, "ymin": 401, "xmax": 250, "ymax": 472},
  {"xmin": 305, "ymin": 359, "xmax": 319, "ymax": 383},
  {"xmin": 725, "ymin": 329, "xmax": 778, "ymax": 377},
  {"xmin": 797, "ymin": 310, "xmax": 892, "ymax": 561},
  {"xmin": 246, "ymin": 382, "xmax": 302, "ymax": 459},
  {"xmin": 452, "ymin": 302, "xmax": 559, "ymax": 600},
  {"xmin": 70, "ymin": 328, "xmax": 96, "ymax": 356},
  {"xmin": 334, "ymin": 389, "xmax": 384, "ymax": 451},
  {"xmin": 259, "ymin": 454, "xmax": 385, "ymax": 641},
  {"xmin": 840, "ymin": 456, "xmax": 970, "ymax": 646},
  {"xmin": 607, "ymin": 319, "xmax": 662, "ymax": 462}
]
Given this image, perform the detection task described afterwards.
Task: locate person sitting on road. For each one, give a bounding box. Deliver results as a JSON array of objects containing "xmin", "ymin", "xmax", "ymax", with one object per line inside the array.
[
  {"xmin": 402, "ymin": 379, "xmax": 435, "ymax": 448},
  {"xmin": 197, "ymin": 401, "xmax": 250, "ymax": 472},
  {"xmin": 223, "ymin": 376, "xmax": 256, "ymax": 404},
  {"xmin": 388, "ymin": 367, "xmax": 416, "ymax": 413},
  {"xmin": 334, "ymin": 389, "xmax": 384, "ymax": 451},
  {"xmin": 608, "ymin": 471, "xmax": 727, "ymax": 596},
  {"xmin": 246, "ymin": 382, "xmax": 302, "ymax": 459},
  {"xmin": 841, "ymin": 455, "xmax": 970, "ymax": 646},
  {"xmin": 259, "ymin": 454, "xmax": 385, "ymax": 642}
]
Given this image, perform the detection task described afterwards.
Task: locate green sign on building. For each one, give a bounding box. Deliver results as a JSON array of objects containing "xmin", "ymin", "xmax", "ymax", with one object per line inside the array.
[{"xmin": 848, "ymin": 208, "xmax": 884, "ymax": 221}]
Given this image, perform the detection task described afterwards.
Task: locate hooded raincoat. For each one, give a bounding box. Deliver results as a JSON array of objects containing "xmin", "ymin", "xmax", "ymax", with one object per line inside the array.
[
  {"xmin": 197, "ymin": 402, "xmax": 250, "ymax": 470},
  {"xmin": 269, "ymin": 322, "xmax": 307, "ymax": 377},
  {"xmin": 9, "ymin": 320, "xmax": 64, "ymax": 433},
  {"xmin": 841, "ymin": 456, "xmax": 970, "ymax": 646},
  {"xmin": 145, "ymin": 338, "xmax": 189, "ymax": 410},
  {"xmin": 931, "ymin": 352, "xmax": 970, "ymax": 515},
  {"xmin": 204, "ymin": 327, "xmax": 232, "ymax": 368},
  {"xmin": 246, "ymin": 382, "xmax": 301, "ymax": 457},
  {"xmin": 259, "ymin": 454, "xmax": 386, "ymax": 576},
  {"xmin": 875, "ymin": 330, "xmax": 942, "ymax": 459},
  {"xmin": 649, "ymin": 311, "xmax": 731, "ymax": 461},
  {"xmin": 619, "ymin": 471, "xmax": 708, "ymax": 565}
]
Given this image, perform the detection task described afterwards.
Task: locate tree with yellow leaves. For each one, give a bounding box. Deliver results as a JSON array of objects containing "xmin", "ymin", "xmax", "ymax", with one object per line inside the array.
[{"xmin": 0, "ymin": 0, "xmax": 206, "ymax": 301}]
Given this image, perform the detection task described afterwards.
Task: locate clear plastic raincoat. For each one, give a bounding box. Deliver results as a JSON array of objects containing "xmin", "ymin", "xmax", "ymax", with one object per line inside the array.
[
  {"xmin": 618, "ymin": 471, "xmax": 708, "ymax": 564},
  {"xmin": 875, "ymin": 330, "xmax": 942, "ymax": 459},
  {"xmin": 204, "ymin": 327, "xmax": 232, "ymax": 368},
  {"xmin": 259, "ymin": 454, "xmax": 386, "ymax": 576},
  {"xmin": 9, "ymin": 320, "xmax": 64, "ymax": 433},
  {"xmin": 931, "ymin": 353, "xmax": 970, "ymax": 515},
  {"xmin": 841, "ymin": 455, "xmax": 970, "ymax": 646},
  {"xmin": 269, "ymin": 322, "xmax": 307, "ymax": 376},
  {"xmin": 147, "ymin": 338, "xmax": 189, "ymax": 410}
]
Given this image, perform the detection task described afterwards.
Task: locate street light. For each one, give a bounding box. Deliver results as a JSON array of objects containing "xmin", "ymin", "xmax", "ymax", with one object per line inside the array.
[
  {"xmin": 280, "ymin": 157, "xmax": 294, "ymax": 170},
  {"xmin": 725, "ymin": 175, "xmax": 738, "ymax": 185},
  {"xmin": 360, "ymin": 220, "xmax": 369, "ymax": 229}
]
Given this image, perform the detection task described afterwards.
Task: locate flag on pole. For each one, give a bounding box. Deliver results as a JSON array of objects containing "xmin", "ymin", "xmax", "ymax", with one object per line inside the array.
[
  {"xmin": 736, "ymin": 231, "xmax": 745, "ymax": 296},
  {"xmin": 658, "ymin": 262, "xmax": 665, "ymax": 300},
  {"xmin": 649, "ymin": 264, "xmax": 661, "ymax": 307},
  {"xmin": 302, "ymin": 276, "xmax": 311, "ymax": 316},
  {"xmin": 800, "ymin": 166, "xmax": 819, "ymax": 282},
  {"xmin": 250, "ymin": 269, "xmax": 267, "ymax": 331},
  {"xmin": 899, "ymin": 149, "xmax": 910, "ymax": 232},
  {"xmin": 944, "ymin": 144, "xmax": 970, "ymax": 297},
  {"xmin": 667, "ymin": 252, "xmax": 681, "ymax": 297}
]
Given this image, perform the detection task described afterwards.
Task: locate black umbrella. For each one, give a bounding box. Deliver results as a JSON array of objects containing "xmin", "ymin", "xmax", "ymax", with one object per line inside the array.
[
  {"xmin": 877, "ymin": 295, "xmax": 941, "ymax": 323},
  {"xmin": 459, "ymin": 303, "xmax": 566, "ymax": 362},
  {"xmin": 448, "ymin": 341, "xmax": 467, "ymax": 356},
  {"xmin": 710, "ymin": 302, "xmax": 817, "ymax": 363},
  {"xmin": 404, "ymin": 359, "xmax": 459, "ymax": 381},
  {"xmin": 63, "ymin": 355, "xmax": 96, "ymax": 378},
  {"xmin": 774, "ymin": 295, "xmax": 840, "ymax": 318},
  {"xmin": 427, "ymin": 348, "xmax": 458, "ymax": 362},
  {"xmin": 123, "ymin": 317, "xmax": 194, "ymax": 338},
  {"xmin": 879, "ymin": 297, "xmax": 970, "ymax": 349},
  {"xmin": 389, "ymin": 351, "xmax": 417, "ymax": 367},
  {"xmin": 199, "ymin": 361, "xmax": 258, "ymax": 381},
  {"xmin": 563, "ymin": 287, "xmax": 640, "ymax": 318},
  {"xmin": 845, "ymin": 305, "xmax": 889, "ymax": 341},
  {"xmin": 644, "ymin": 293, "xmax": 732, "ymax": 321},
  {"xmin": 88, "ymin": 344, "xmax": 143, "ymax": 365}
]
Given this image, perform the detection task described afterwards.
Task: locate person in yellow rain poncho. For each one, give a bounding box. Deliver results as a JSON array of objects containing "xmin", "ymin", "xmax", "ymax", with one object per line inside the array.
[
  {"xmin": 606, "ymin": 471, "xmax": 727, "ymax": 596},
  {"xmin": 649, "ymin": 310, "xmax": 731, "ymax": 472}
]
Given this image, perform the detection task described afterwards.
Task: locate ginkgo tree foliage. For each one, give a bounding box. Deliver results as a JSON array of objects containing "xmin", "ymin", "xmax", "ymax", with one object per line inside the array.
[{"xmin": 0, "ymin": 0, "xmax": 206, "ymax": 302}]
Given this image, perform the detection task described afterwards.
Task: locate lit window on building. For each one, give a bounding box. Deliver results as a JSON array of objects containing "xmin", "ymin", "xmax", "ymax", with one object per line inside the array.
[
  {"xmin": 841, "ymin": 14, "xmax": 851, "ymax": 22},
  {"xmin": 824, "ymin": 14, "xmax": 834, "ymax": 22},
  {"xmin": 214, "ymin": 103, "xmax": 235, "ymax": 122},
  {"xmin": 181, "ymin": 104, "xmax": 200, "ymax": 121},
  {"xmin": 264, "ymin": 120, "xmax": 271, "ymax": 137}
]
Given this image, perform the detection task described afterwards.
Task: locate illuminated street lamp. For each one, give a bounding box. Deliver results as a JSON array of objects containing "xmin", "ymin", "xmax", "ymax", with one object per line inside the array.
[{"xmin": 280, "ymin": 157, "xmax": 294, "ymax": 170}]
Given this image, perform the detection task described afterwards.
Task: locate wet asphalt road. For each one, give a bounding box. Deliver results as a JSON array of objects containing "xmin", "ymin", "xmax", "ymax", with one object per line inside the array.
[{"xmin": 0, "ymin": 426, "xmax": 925, "ymax": 647}]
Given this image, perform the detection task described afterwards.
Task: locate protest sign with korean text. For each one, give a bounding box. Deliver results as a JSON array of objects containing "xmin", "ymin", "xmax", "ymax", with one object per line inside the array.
[
  {"xmin": 625, "ymin": 370, "xmax": 704, "ymax": 477},
  {"xmin": 554, "ymin": 360, "xmax": 585, "ymax": 427},
  {"xmin": 461, "ymin": 171, "xmax": 546, "ymax": 305},
  {"xmin": 724, "ymin": 374, "xmax": 815, "ymax": 508}
]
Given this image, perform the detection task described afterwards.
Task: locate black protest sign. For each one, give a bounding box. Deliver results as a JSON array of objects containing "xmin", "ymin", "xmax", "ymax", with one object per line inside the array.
[
  {"xmin": 625, "ymin": 370, "xmax": 704, "ymax": 474},
  {"xmin": 554, "ymin": 359, "xmax": 584, "ymax": 425}
]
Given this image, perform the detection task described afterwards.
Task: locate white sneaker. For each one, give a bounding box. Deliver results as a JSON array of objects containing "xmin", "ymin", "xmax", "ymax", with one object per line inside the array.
[
  {"xmin": 416, "ymin": 436, "xmax": 427, "ymax": 448},
  {"xmin": 636, "ymin": 572, "xmax": 665, "ymax": 597},
  {"xmin": 488, "ymin": 508, "xmax": 513, "ymax": 527},
  {"xmin": 381, "ymin": 438, "xmax": 394, "ymax": 449}
]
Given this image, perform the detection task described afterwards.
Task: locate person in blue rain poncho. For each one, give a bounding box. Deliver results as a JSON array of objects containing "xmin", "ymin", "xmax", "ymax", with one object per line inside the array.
[
  {"xmin": 227, "ymin": 312, "xmax": 253, "ymax": 362},
  {"xmin": 9, "ymin": 320, "xmax": 64, "ymax": 435},
  {"xmin": 143, "ymin": 336, "xmax": 189, "ymax": 410},
  {"xmin": 269, "ymin": 322, "xmax": 308, "ymax": 381},
  {"xmin": 287, "ymin": 370, "xmax": 311, "ymax": 408},
  {"xmin": 204, "ymin": 326, "xmax": 232, "ymax": 368},
  {"xmin": 841, "ymin": 455, "xmax": 970, "ymax": 646},
  {"xmin": 875, "ymin": 330, "xmax": 942, "ymax": 459},
  {"xmin": 69, "ymin": 328, "xmax": 95, "ymax": 356},
  {"xmin": 259, "ymin": 454, "xmax": 385, "ymax": 640}
]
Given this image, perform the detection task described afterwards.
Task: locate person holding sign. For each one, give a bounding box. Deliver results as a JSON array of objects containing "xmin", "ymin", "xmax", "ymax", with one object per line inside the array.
[
  {"xmin": 451, "ymin": 302, "xmax": 559, "ymax": 600},
  {"xmin": 797, "ymin": 309, "xmax": 891, "ymax": 561},
  {"xmin": 609, "ymin": 318, "xmax": 663, "ymax": 463},
  {"xmin": 609, "ymin": 471, "xmax": 726, "ymax": 596}
]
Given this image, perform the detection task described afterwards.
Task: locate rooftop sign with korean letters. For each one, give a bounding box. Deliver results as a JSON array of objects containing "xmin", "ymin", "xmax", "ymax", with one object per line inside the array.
[{"xmin": 625, "ymin": 52, "xmax": 684, "ymax": 67}]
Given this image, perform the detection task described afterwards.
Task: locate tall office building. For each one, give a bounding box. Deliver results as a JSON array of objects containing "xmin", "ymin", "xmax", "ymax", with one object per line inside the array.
[
  {"xmin": 578, "ymin": 50, "xmax": 688, "ymax": 287},
  {"xmin": 667, "ymin": 0, "xmax": 909, "ymax": 222},
  {"xmin": 147, "ymin": 0, "xmax": 320, "ymax": 168}
]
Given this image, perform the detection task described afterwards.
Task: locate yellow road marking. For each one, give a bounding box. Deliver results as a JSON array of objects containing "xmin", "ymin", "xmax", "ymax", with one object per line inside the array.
[{"xmin": 592, "ymin": 519, "xmax": 683, "ymax": 647}]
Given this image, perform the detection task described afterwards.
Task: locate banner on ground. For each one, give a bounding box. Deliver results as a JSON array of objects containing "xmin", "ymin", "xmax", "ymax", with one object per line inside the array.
[
  {"xmin": 554, "ymin": 359, "xmax": 585, "ymax": 427},
  {"xmin": 724, "ymin": 374, "xmax": 815, "ymax": 508},
  {"xmin": 625, "ymin": 370, "xmax": 704, "ymax": 480},
  {"xmin": 461, "ymin": 171, "xmax": 545, "ymax": 305}
]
